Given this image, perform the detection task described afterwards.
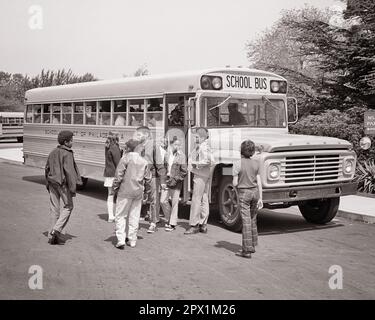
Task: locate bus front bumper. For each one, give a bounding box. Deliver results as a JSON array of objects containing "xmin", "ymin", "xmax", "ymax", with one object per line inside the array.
[{"xmin": 262, "ymin": 181, "xmax": 358, "ymax": 204}]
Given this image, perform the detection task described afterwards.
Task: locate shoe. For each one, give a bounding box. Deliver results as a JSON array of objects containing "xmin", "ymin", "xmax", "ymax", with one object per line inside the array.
[
  {"xmin": 235, "ymin": 250, "xmax": 252, "ymax": 258},
  {"xmin": 129, "ymin": 241, "xmax": 136, "ymax": 248},
  {"xmin": 115, "ymin": 243, "xmax": 125, "ymax": 250},
  {"xmin": 147, "ymin": 223, "xmax": 157, "ymax": 233},
  {"xmin": 108, "ymin": 218, "xmax": 115, "ymax": 223},
  {"xmin": 165, "ymin": 224, "xmax": 176, "ymax": 232},
  {"xmin": 184, "ymin": 226, "xmax": 199, "ymax": 235},
  {"xmin": 199, "ymin": 225, "xmax": 208, "ymax": 233},
  {"xmin": 48, "ymin": 230, "xmax": 62, "ymax": 245}
]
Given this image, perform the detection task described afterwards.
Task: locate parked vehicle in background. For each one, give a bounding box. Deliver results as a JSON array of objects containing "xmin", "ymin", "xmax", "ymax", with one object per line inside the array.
[{"xmin": 0, "ymin": 112, "xmax": 24, "ymax": 142}]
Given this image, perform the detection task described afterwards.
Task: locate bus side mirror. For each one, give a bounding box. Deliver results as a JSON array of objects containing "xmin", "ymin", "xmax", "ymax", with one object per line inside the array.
[
  {"xmin": 187, "ymin": 97, "xmax": 196, "ymax": 127},
  {"xmin": 287, "ymin": 97, "xmax": 298, "ymax": 124}
]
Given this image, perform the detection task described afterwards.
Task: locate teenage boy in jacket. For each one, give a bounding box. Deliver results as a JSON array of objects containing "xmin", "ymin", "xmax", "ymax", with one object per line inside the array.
[{"xmin": 45, "ymin": 130, "xmax": 82, "ymax": 245}]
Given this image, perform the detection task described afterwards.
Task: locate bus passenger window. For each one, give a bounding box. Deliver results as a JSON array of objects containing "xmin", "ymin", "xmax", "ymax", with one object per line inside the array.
[
  {"xmin": 73, "ymin": 103, "xmax": 84, "ymax": 124},
  {"xmin": 98, "ymin": 101, "xmax": 111, "ymax": 125},
  {"xmin": 26, "ymin": 105, "xmax": 32, "ymax": 123},
  {"xmin": 167, "ymin": 96, "xmax": 185, "ymax": 127},
  {"xmin": 146, "ymin": 98, "xmax": 163, "ymax": 128},
  {"xmin": 85, "ymin": 102, "xmax": 97, "ymax": 125},
  {"xmin": 51, "ymin": 104, "xmax": 61, "ymax": 124},
  {"xmin": 62, "ymin": 104, "xmax": 72, "ymax": 124},
  {"xmin": 33, "ymin": 105, "xmax": 42, "ymax": 123},
  {"xmin": 113, "ymin": 100, "xmax": 126, "ymax": 126},
  {"xmin": 42, "ymin": 104, "xmax": 51, "ymax": 123},
  {"xmin": 129, "ymin": 99, "xmax": 144, "ymax": 126}
]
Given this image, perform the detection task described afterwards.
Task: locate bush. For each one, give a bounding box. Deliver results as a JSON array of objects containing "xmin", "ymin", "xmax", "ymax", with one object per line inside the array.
[
  {"xmin": 290, "ymin": 107, "xmax": 375, "ymax": 162},
  {"xmin": 355, "ymin": 160, "xmax": 375, "ymax": 194}
]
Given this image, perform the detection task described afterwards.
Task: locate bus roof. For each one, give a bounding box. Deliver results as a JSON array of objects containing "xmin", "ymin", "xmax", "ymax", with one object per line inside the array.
[{"xmin": 25, "ymin": 67, "xmax": 287, "ymax": 104}]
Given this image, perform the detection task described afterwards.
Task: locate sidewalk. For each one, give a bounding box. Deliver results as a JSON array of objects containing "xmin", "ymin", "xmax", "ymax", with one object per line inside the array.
[
  {"xmin": 0, "ymin": 147, "xmax": 374, "ymax": 224},
  {"xmin": 338, "ymin": 195, "xmax": 375, "ymax": 224},
  {"xmin": 0, "ymin": 148, "xmax": 23, "ymax": 163}
]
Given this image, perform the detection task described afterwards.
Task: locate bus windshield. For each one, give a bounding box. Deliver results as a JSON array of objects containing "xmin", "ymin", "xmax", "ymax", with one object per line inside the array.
[{"xmin": 204, "ymin": 97, "xmax": 286, "ymax": 128}]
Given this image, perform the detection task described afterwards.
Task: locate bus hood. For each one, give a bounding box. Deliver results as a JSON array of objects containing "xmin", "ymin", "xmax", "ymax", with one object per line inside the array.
[{"xmin": 208, "ymin": 128, "xmax": 352, "ymax": 153}]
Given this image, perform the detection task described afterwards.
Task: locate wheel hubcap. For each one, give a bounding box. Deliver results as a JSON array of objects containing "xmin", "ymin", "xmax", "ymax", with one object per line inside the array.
[{"xmin": 221, "ymin": 184, "xmax": 239, "ymax": 224}]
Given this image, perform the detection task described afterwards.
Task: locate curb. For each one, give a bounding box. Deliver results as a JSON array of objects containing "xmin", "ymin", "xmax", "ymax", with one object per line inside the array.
[
  {"xmin": 337, "ymin": 210, "xmax": 375, "ymax": 224},
  {"xmin": 0, "ymin": 158, "xmax": 24, "ymax": 167}
]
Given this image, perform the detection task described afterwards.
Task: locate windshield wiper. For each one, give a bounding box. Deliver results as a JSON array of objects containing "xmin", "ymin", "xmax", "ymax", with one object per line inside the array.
[
  {"xmin": 262, "ymin": 96, "xmax": 278, "ymax": 110},
  {"xmin": 209, "ymin": 95, "xmax": 232, "ymax": 111}
]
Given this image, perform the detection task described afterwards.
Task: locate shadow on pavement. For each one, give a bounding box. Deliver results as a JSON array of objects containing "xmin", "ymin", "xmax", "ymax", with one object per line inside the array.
[
  {"xmin": 215, "ymin": 241, "xmax": 242, "ymax": 253},
  {"xmin": 25, "ymin": 175, "xmax": 344, "ymax": 236}
]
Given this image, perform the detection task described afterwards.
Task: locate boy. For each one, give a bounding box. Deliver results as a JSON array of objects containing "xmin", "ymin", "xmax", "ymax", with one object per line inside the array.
[
  {"xmin": 233, "ymin": 140, "xmax": 263, "ymax": 258},
  {"xmin": 134, "ymin": 126, "xmax": 166, "ymax": 233},
  {"xmin": 113, "ymin": 139, "xmax": 152, "ymax": 249},
  {"xmin": 45, "ymin": 130, "xmax": 82, "ymax": 245},
  {"xmin": 185, "ymin": 127, "xmax": 215, "ymax": 235}
]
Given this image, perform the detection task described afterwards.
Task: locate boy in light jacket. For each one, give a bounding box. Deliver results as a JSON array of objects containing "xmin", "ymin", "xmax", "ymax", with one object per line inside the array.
[{"xmin": 113, "ymin": 139, "xmax": 152, "ymax": 249}]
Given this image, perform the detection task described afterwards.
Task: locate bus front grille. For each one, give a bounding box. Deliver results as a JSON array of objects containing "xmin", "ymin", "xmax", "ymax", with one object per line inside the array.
[{"xmin": 280, "ymin": 154, "xmax": 342, "ymax": 184}]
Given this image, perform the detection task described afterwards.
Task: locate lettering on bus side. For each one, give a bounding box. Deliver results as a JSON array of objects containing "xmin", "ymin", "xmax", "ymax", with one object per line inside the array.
[{"xmin": 225, "ymin": 75, "xmax": 268, "ymax": 90}]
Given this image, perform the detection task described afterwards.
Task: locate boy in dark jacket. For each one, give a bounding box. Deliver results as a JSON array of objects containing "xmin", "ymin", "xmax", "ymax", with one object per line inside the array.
[{"xmin": 45, "ymin": 130, "xmax": 82, "ymax": 244}]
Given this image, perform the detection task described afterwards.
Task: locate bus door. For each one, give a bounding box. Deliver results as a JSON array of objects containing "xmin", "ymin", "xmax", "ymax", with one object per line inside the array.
[{"xmin": 164, "ymin": 94, "xmax": 196, "ymax": 203}]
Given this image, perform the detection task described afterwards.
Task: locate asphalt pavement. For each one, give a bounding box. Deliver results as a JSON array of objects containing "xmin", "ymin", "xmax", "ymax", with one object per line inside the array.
[{"xmin": 0, "ymin": 161, "xmax": 375, "ymax": 299}]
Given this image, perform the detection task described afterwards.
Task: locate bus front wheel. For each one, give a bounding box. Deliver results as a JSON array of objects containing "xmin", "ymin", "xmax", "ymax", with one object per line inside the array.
[
  {"xmin": 298, "ymin": 198, "xmax": 339, "ymax": 224},
  {"xmin": 218, "ymin": 176, "xmax": 242, "ymax": 232},
  {"xmin": 77, "ymin": 177, "xmax": 88, "ymax": 191}
]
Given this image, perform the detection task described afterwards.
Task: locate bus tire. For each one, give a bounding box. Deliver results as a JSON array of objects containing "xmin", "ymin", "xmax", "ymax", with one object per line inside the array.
[
  {"xmin": 218, "ymin": 176, "xmax": 242, "ymax": 232},
  {"xmin": 77, "ymin": 177, "xmax": 88, "ymax": 191},
  {"xmin": 298, "ymin": 198, "xmax": 339, "ymax": 224},
  {"xmin": 17, "ymin": 137, "xmax": 23, "ymax": 143}
]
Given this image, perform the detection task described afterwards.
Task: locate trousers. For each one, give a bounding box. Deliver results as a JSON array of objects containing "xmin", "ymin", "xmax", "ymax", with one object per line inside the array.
[
  {"xmin": 115, "ymin": 196, "xmax": 142, "ymax": 244},
  {"xmin": 160, "ymin": 187, "xmax": 181, "ymax": 226},
  {"xmin": 238, "ymin": 188, "xmax": 259, "ymax": 253},
  {"xmin": 189, "ymin": 175, "xmax": 210, "ymax": 226},
  {"xmin": 48, "ymin": 182, "xmax": 74, "ymax": 234}
]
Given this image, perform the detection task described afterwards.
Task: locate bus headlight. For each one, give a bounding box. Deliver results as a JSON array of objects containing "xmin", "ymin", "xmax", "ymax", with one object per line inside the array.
[
  {"xmin": 212, "ymin": 77, "xmax": 222, "ymax": 89},
  {"xmin": 270, "ymin": 80, "xmax": 287, "ymax": 93},
  {"xmin": 343, "ymin": 158, "xmax": 354, "ymax": 175},
  {"xmin": 200, "ymin": 75, "xmax": 223, "ymax": 90},
  {"xmin": 268, "ymin": 163, "xmax": 280, "ymax": 180}
]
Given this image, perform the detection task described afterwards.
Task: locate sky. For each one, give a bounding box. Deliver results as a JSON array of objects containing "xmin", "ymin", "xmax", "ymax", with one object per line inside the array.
[{"xmin": 0, "ymin": 0, "xmax": 344, "ymax": 80}]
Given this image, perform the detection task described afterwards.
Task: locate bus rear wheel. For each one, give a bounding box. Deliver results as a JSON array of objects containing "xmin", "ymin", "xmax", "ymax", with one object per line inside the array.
[
  {"xmin": 77, "ymin": 177, "xmax": 88, "ymax": 191},
  {"xmin": 218, "ymin": 176, "xmax": 242, "ymax": 232},
  {"xmin": 298, "ymin": 198, "xmax": 339, "ymax": 224}
]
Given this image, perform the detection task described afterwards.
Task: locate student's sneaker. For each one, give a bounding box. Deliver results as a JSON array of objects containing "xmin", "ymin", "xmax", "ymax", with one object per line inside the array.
[
  {"xmin": 165, "ymin": 224, "xmax": 176, "ymax": 232},
  {"xmin": 115, "ymin": 242, "xmax": 125, "ymax": 250},
  {"xmin": 235, "ymin": 249, "xmax": 252, "ymax": 258},
  {"xmin": 108, "ymin": 218, "xmax": 115, "ymax": 223},
  {"xmin": 147, "ymin": 223, "xmax": 157, "ymax": 233},
  {"xmin": 129, "ymin": 241, "xmax": 136, "ymax": 248}
]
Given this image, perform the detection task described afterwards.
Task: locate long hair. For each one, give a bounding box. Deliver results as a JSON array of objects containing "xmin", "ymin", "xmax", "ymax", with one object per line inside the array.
[{"xmin": 105, "ymin": 132, "xmax": 119, "ymax": 148}]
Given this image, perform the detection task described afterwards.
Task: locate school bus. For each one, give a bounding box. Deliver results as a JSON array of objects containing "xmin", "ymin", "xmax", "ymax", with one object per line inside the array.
[
  {"xmin": 0, "ymin": 112, "xmax": 24, "ymax": 142},
  {"xmin": 23, "ymin": 68, "xmax": 357, "ymax": 231}
]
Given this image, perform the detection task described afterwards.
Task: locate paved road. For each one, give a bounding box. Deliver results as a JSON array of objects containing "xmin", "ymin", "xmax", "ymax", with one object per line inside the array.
[{"xmin": 0, "ymin": 162, "xmax": 374, "ymax": 300}]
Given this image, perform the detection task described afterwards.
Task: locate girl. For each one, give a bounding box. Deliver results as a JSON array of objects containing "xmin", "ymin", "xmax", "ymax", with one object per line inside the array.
[{"xmin": 103, "ymin": 132, "xmax": 122, "ymax": 222}]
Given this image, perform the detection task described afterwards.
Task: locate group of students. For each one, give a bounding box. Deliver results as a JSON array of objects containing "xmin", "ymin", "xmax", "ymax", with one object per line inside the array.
[{"xmin": 44, "ymin": 127, "xmax": 263, "ymax": 259}]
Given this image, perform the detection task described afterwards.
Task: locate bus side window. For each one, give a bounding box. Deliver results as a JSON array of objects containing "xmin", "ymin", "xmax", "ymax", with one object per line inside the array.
[
  {"xmin": 52, "ymin": 104, "xmax": 61, "ymax": 124},
  {"xmin": 73, "ymin": 103, "xmax": 84, "ymax": 125},
  {"xmin": 166, "ymin": 96, "xmax": 184, "ymax": 127},
  {"xmin": 146, "ymin": 98, "xmax": 163, "ymax": 128},
  {"xmin": 33, "ymin": 105, "xmax": 42, "ymax": 123},
  {"xmin": 129, "ymin": 99, "xmax": 145, "ymax": 126},
  {"xmin": 62, "ymin": 103, "xmax": 72, "ymax": 124},
  {"xmin": 26, "ymin": 105, "xmax": 32, "ymax": 123},
  {"xmin": 98, "ymin": 101, "xmax": 111, "ymax": 125},
  {"xmin": 42, "ymin": 104, "xmax": 51, "ymax": 123},
  {"xmin": 85, "ymin": 101, "xmax": 97, "ymax": 125},
  {"xmin": 113, "ymin": 100, "xmax": 127, "ymax": 126}
]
